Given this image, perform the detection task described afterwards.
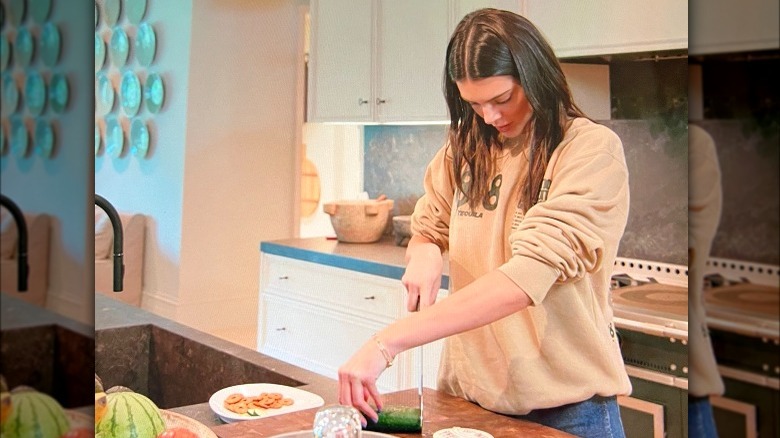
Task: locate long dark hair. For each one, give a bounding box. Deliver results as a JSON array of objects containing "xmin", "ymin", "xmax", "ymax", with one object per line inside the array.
[{"xmin": 444, "ymin": 8, "xmax": 585, "ymax": 210}]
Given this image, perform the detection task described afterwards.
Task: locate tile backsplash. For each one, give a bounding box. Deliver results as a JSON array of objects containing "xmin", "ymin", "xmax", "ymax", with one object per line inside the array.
[{"xmin": 364, "ymin": 120, "xmax": 688, "ymax": 266}]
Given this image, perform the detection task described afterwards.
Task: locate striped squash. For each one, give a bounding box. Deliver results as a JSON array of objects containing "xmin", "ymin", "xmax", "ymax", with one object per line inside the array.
[
  {"xmin": 96, "ymin": 389, "xmax": 166, "ymax": 438},
  {"xmin": 1, "ymin": 388, "xmax": 70, "ymax": 438}
]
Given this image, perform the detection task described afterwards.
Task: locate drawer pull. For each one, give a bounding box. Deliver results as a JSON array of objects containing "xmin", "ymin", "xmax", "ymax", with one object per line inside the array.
[
  {"xmin": 278, "ymin": 276, "xmax": 289, "ymax": 280},
  {"xmin": 275, "ymin": 327, "xmax": 286, "ymax": 331},
  {"xmin": 364, "ymin": 295, "xmax": 376, "ymax": 300}
]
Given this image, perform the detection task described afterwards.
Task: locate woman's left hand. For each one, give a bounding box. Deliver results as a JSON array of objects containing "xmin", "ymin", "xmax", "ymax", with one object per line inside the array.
[{"xmin": 337, "ymin": 337, "xmax": 391, "ymax": 425}]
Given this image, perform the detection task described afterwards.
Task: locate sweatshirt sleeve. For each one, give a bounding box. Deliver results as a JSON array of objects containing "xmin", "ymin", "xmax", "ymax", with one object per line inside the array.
[
  {"xmin": 410, "ymin": 144, "xmax": 455, "ymax": 252},
  {"xmin": 498, "ymin": 128, "xmax": 630, "ymax": 305}
]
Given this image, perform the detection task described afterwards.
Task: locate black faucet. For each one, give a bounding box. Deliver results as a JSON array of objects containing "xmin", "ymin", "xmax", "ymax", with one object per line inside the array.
[
  {"xmin": 0, "ymin": 195, "xmax": 28, "ymax": 292},
  {"xmin": 94, "ymin": 194, "xmax": 124, "ymax": 292}
]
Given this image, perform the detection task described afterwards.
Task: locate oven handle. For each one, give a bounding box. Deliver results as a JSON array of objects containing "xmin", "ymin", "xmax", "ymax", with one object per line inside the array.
[
  {"xmin": 625, "ymin": 365, "xmax": 688, "ymax": 390},
  {"xmin": 614, "ymin": 317, "xmax": 688, "ymax": 340}
]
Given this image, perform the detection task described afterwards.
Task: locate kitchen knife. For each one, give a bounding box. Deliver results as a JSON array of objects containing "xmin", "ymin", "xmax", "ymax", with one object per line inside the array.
[{"xmin": 416, "ymin": 299, "xmax": 424, "ymax": 429}]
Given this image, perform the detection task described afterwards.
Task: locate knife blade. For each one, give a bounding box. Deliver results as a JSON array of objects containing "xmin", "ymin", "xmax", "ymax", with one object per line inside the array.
[{"xmin": 416, "ymin": 299, "xmax": 424, "ymax": 429}]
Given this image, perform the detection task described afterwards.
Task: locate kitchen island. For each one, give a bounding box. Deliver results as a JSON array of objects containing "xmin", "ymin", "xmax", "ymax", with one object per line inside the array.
[
  {"xmin": 95, "ymin": 293, "xmax": 339, "ymax": 426},
  {"xmin": 96, "ymin": 293, "xmax": 571, "ymax": 436}
]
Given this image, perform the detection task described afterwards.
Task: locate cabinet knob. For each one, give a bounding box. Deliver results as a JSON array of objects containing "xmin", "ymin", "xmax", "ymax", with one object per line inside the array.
[
  {"xmin": 275, "ymin": 327, "xmax": 286, "ymax": 331},
  {"xmin": 364, "ymin": 295, "xmax": 376, "ymax": 300},
  {"xmin": 358, "ymin": 98, "xmax": 369, "ymax": 105},
  {"xmin": 376, "ymin": 98, "xmax": 386, "ymax": 105},
  {"xmin": 278, "ymin": 275, "xmax": 289, "ymax": 280}
]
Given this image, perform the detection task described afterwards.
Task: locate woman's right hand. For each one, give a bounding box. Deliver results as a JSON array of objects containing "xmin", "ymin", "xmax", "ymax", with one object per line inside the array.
[{"xmin": 402, "ymin": 236, "xmax": 443, "ymax": 311}]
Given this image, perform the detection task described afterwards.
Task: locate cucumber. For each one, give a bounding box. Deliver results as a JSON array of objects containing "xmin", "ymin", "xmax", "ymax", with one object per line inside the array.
[{"xmin": 364, "ymin": 405, "xmax": 422, "ymax": 433}]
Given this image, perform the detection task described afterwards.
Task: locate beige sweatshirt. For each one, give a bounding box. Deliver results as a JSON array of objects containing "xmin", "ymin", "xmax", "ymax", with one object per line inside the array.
[
  {"xmin": 411, "ymin": 117, "xmax": 632, "ymax": 415},
  {"xmin": 687, "ymin": 124, "xmax": 725, "ymax": 397}
]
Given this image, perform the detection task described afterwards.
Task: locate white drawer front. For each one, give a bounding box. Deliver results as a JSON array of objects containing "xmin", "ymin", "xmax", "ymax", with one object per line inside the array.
[
  {"xmin": 259, "ymin": 293, "xmax": 407, "ymax": 392},
  {"xmin": 262, "ymin": 254, "xmax": 405, "ymax": 321}
]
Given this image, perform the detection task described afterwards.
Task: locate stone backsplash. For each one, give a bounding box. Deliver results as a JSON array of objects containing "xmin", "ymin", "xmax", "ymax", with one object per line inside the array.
[
  {"xmin": 696, "ymin": 120, "xmax": 779, "ymax": 265},
  {"xmin": 364, "ymin": 120, "xmax": 689, "ymax": 266}
]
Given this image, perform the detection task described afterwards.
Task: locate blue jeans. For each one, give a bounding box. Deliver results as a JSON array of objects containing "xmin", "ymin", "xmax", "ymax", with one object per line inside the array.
[
  {"xmin": 512, "ymin": 395, "xmax": 626, "ymax": 437},
  {"xmin": 688, "ymin": 396, "xmax": 719, "ymax": 438}
]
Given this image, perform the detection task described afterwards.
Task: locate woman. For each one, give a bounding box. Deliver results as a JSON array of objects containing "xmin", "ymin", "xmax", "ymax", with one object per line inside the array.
[{"xmin": 338, "ymin": 9, "xmax": 631, "ymax": 437}]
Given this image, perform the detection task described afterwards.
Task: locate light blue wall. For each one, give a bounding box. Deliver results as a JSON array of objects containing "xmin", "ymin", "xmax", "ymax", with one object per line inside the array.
[
  {"xmin": 1, "ymin": 0, "xmax": 94, "ymax": 321},
  {"xmin": 94, "ymin": 0, "xmax": 193, "ymax": 301}
]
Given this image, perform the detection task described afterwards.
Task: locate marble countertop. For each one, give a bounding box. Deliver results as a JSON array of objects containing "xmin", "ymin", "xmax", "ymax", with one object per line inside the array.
[{"xmin": 260, "ymin": 236, "xmax": 450, "ymax": 289}]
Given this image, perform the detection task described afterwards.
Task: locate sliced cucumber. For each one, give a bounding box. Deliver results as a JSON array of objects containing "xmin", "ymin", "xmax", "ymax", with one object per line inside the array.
[{"xmin": 364, "ymin": 405, "xmax": 422, "ymax": 433}]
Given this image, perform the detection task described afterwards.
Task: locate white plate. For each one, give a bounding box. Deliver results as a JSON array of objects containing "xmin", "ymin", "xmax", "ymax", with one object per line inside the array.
[
  {"xmin": 270, "ymin": 431, "xmax": 397, "ymax": 438},
  {"xmin": 209, "ymin": 383, "xmax": 325, "ymax": 424}
]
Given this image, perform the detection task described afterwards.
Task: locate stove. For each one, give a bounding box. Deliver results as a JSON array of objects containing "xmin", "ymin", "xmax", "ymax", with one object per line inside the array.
[
  {"xmin": 608, "ymin": 258, "xmax": 689, "ymax": 438},
  {"xmin": 702, "ymin": 258, "xmax": 779, "ymax": 380},
  {"xmin": 609, "ymin": 258, "xmax": 689, "ymax": 381},
  {"xmin": 702, "ymin": 257, "xmax": 780, "ymax": 438}
]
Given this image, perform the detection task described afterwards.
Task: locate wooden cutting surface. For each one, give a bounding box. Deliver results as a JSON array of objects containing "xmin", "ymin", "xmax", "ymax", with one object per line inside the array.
[{"xmin": 210, "ymin": 388, "xmax": 574, "ymax": 437}]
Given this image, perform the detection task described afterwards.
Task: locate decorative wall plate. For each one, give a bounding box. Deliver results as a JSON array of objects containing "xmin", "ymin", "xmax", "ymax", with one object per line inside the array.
[
  {"xmin": 104, "ymin": 0, "xmax": 121, "ymax": 26},
  {"xmin": 2, "ymin": 74, "xmax": 19, "ymax": 116},
  {"xmin": 14, "ymin": 27, "xmax": 34, "ymax": 67},
  {"xmin": 105, "ymin": 116, "xmax": 124, "ymax": 158},
  {"xmin": 144, "ymin": 72, "xmax": 164, "ymax": 113},
  {"xmin": 0, "ymin": 34, "xmax": 9, "ymax": 70},
  {"xmin": 49, "ymin": 73, "xmax": 68, "ymax": 113},
  {"xmin": 135, "ymin": 22, "xmax": 156, "ymax": 67},
  {"xmin": 120, "ymin": 70, "xmax": 141, "ymax": 116},
  {"xmin": 8, "ymin": 0, "xmax": 25, "ymax": 27},
  {"xmin": 95, "ymin": 33, "xmax": 105, "ymax": 71},
  {"xmin": 109, "ymin": 27, "xmax": 129, "ymax": 68},
  {"xmin": 34, "ymin": 119, "xmax": 53, "ymax": 157},
  {"xmin": 41, "ymin": 22, "xmax": 60, "ymax": 67},
  {"xmin": 30, "ymin": 0, "xmax": 52, "ymax": 23},
  {"xmin": 24, "ymin": 70, "xmax": 46, "ymax": 116},
  {"xmin": 95, "ymin": 72, "xmax": 114, "ymax": 115},
  {"xmin": 95, "ymin": 1, "xmax": 98, "ymax": 29},
  {"xmin": 126, "ymin": 0, "xmax": 147, "ymax": 25},
  {"xmin": 10, "ymin": 117, "xmax": 27, "ymax": 157},
  {"xmin": 130, "ymin": 118, "xmax": 149, "ymax": 157}
]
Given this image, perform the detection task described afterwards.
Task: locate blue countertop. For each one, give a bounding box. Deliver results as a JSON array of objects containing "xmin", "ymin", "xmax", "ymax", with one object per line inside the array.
[{"xmin": 260, "ymin": 236, "xmax": 450, "ymax": 289}]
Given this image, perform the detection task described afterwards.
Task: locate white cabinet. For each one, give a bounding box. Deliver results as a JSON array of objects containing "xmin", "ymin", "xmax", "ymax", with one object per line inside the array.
[
  {"xmin": 307, "ymin": 0, "xmax": 373, "ymax": 122},
  {"xmin": 308, "ymin": 0, "xmax": 450, "ymax": 123},
  {"xmin": 520, "ymin": 0, "xmax": 688, "ymax": 58},
  {"xmin": 453, "ymin": 0, "xmax": 521, "ymax": 25},
  {"xmin": 258, "ymin": 253, "xmax": 447, "ymax": 392},
  {"xmin": 689, "ymin": 0, "xmax": 779, "ymax": 55},
  {"xmin": 308, "ymin": 1, "xmax": 522, "ymax": 123}
]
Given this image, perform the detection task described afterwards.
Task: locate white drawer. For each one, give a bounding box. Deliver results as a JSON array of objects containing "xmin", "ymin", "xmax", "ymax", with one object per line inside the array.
[
  {"xmin": 259, "ymin": 293, "xmax": 407, "ymax": 392},
  {"xmin": 262, "ymin": 254, "xmax": 405, "ymax": 321}
]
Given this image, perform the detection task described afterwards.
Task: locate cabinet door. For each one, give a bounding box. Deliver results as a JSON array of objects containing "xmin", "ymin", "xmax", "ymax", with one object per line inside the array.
[
  {"xmin": 711, "ymin": 395, "xmax": 757, "ymax": 438},
  {"xmin": 522, "ymin": 0, "xmax": 687, "ymax": 58},
  {"xmin": 308, "ymin": 0, "xmax": 374, "ymax": 122},
  {"xmin": 376, "ymin": 0, "xmax": 450, "ymax": 122},
  {"xmin": 259, "ymin": 293, "xmax": 407, "ymax": 393},
  {"xmin": 453, "ymin": 0, "xmax": 521, "ymax": 25},
  {"xmin": 689, "ymin": 0, "xmax": 779, "ymax": 55},
  {"xmin": 618, "ymin": 395, "xmax": 665, "ymax": 438}
]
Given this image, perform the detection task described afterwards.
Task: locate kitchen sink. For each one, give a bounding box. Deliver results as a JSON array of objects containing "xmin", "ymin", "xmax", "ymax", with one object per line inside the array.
[
  {"xmin": 95, "ymin": 324, "xmax": 304, "ymax": 409},
  {"xmin": 0, "ymin": 323, "xmax": 95, "ymax": 408}
]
